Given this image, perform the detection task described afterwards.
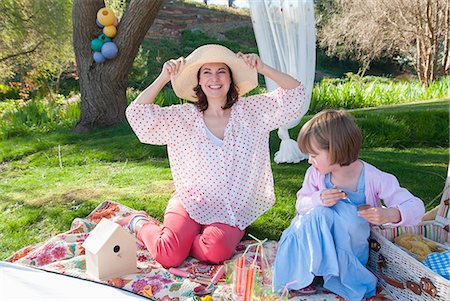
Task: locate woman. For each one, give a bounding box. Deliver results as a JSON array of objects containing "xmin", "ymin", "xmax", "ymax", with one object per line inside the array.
[{"xmin": 123, "ymin": 44, "xmax": 307, "ymax": 268}]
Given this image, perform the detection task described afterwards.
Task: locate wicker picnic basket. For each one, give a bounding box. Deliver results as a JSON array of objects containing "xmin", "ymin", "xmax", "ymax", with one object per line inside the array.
[{"xmin": 367, "ymin": 167, "xmax": 450, "ymax": 301}]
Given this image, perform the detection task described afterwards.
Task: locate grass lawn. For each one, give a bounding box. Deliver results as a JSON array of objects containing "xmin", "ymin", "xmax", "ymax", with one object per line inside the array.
[{"xmin": 0, "ymin": 100, "xmax": 448, "ymax": 260}]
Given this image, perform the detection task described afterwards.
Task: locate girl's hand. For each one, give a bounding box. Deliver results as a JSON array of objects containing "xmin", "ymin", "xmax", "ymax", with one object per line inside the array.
[
  {"xmin": 236, "ymin": 52, "xmax": 266, "ymax": 73},
  {"xmin": 320, "ymin": 188, "xmax": 346, "ymax": 207},
  {"xmin": 357, "ymin": 207, "xmax": 401, "ymax": 225},
  {"xmin": 161, "ymin": 57, "xmax": 185, "ymax": 82}
]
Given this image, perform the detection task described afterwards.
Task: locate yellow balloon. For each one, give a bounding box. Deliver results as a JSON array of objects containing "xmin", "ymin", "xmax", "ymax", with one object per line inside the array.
[
  {"xmin": 103, "ymin": 25, "xmax": 117, "ymax": 38},
  {"xmin": 97, "ymin": 8, "xmax": 115, "ymax": 26}
]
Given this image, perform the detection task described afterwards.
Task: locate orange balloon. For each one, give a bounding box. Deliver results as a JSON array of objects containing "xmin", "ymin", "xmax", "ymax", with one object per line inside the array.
[
  {"xmin": 97, "ymin": 8, "xmax": 115, "ymax": 26},
  {"xmin": 103, "ymin": 25, "xmax": 117, "ymax": 38}
]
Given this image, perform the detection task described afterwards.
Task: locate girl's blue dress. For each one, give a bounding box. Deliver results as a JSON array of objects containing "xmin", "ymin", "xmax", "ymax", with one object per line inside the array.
[{"xmin": 273, "ymin": 169, "xmax": 377, "ymax": 301}]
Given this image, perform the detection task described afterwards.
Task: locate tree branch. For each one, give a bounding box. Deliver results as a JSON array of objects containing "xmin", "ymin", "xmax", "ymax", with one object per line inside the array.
[{"xmin": 0, "ymin": 40, "xmax": 43, "ymax": 62}]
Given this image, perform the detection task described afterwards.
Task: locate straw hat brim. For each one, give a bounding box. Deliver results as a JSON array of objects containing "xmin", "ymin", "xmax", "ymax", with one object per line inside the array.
[{"xmin": 171, "ymin": 44, "xmax": 258, "ymax": 102}]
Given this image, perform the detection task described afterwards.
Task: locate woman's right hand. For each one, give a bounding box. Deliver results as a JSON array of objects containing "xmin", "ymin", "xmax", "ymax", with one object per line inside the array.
[
  {"xmin": 133, "ymin": 57, "xmax": 185, "ymax": 104},
  {"xmin": 320, "ymin": 188, "xmax": 346, "ymax": 207},
  {"xmin": 161, "ymin": 57, "xmax": 185, "ymax": 82}
]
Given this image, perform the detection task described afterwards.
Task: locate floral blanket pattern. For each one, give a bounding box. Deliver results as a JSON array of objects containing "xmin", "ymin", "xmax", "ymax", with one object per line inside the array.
[{"xmin": 6, "ymin": 201, "xmax": 391, "ymax": 301}]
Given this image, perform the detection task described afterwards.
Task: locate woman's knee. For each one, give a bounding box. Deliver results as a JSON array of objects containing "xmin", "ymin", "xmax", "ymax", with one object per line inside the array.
[
  {"xmin": 198, "ymin": 238, "xmax": 235, "ymax": 264},
  {"xmin": 192, "ymin": 225, "xmax": 243, "ymax": 264},
  {"xmin": 144, "ymin": 227, "xmax": 195, "ymax": 268},
  {"xmin": 153, "ymin": 250, "xmax": 186, "ymax": 268}
]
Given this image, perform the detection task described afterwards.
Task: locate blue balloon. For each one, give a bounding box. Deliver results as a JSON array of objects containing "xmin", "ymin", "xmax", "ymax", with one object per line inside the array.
[
  {"xmin": 93, "ymin": 51, "xmax": 106, "ymax": 63},
  {"xmin": 96, "ymin": 18, "xmax": 104, "ymax": 28},
  {"xmin": 101, "ymin": 42, "xmax": 118, "ymax": 59}
]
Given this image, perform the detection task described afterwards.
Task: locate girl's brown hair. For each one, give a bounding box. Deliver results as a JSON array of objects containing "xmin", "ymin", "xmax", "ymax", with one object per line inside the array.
[
  {"xmin": 297, "ymin": 109, "xmax": 361, "ymax": 166},
  {"xmin": 193, "ymin": 64, "xmax": 239, "ymax": 112}
]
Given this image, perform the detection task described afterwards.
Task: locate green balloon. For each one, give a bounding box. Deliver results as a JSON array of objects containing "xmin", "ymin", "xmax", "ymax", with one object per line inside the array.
[
  {"xmin": 98, "ymin": 33, "xmax": 111, "ymax": 43},
  {"xmin": 91, "ymin": 38, "xmax": 103, "ymax": 52}
]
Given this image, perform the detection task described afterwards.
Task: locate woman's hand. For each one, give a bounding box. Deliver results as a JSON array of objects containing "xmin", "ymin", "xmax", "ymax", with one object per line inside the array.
[
  {"xmin": 133, "ymin": 57, "xmax": 185, "ymax": 104},
  {"xmin": 320, "ymin": 188, "xmax": 346, "ymax": 207},
  {"xmin": 237, "ymin": 52, "xmax": 299, "ymax": 89},
  {"xmin": 161, "ymin": 57, "xmax": 185, "ymax": 82},
  {"xmin": 237, "ymin": 52, "xmax": 266, "ymax": 74},
  {"xmin": 358, "ymin": 207, "xmax": 401, "ymax": 225}
]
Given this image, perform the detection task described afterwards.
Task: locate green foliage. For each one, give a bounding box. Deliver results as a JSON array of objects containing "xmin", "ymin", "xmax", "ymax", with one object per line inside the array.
[
  {"xmin": 127, "ymin": 87, "xmax": 187, "ymax": 107},
  {"xmin": 128, "ymin": 38, "xmax": 182, "ymax": 89},
  {"xmin": 0, "ymin": 95, "xmax": 80, "ymax": 140},
  {"xmin": 0, "ymin": 0, "xmax": 74, "ymax": 93},
  {"xmin": 223, "ymin": 26, "xmax": 257, "ymax": 49},
  {"xmin": 316, "ymin": 48, "xmax": 360, "ymax": 78},
  {"xmin": 0, "ymin": 82, "xmax": 21, "ymax": 100},
  {"xmin": 310, "ymin": 75, "xmax": 450, "ymax": 113},
  {"xmin": 181, "ymin": 29, "xmax": 255, "ymax": 57}
]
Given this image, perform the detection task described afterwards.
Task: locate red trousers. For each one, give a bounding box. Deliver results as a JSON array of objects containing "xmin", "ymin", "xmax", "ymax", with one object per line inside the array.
[{"xmin": 137, "ymin": 198, "xmax": 245, "ymax": 268}]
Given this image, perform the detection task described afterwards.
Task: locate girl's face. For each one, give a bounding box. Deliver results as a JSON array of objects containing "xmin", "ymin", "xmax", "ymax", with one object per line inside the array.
[
  {"xmin": 307, "ymin": 140, "xmax": 336, "ymax": 175},
  {"xmin": 198, "ymin": 63, "xmax": 231, "ymax": 101}
]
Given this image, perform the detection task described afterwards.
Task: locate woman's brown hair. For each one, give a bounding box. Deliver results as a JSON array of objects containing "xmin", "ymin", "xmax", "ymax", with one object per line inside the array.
[
  {"xmin": 297, "ymin": 109, "xmax": 361, "ymax": 166},
  {"xmin": 193, "ymin": 64, "xmax": 239, "ymax": 112}
]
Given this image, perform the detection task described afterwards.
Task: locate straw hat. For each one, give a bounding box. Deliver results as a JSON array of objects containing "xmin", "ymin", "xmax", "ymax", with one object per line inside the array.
[{"xmin": 171, "ymin": 44, "xmax": 258, "ymax": 102}]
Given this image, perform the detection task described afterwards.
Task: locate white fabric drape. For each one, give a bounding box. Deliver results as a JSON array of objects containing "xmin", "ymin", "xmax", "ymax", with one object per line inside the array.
[{"xmin": 249, "ymin": 0, "xmax": 316, "ymax": 163}]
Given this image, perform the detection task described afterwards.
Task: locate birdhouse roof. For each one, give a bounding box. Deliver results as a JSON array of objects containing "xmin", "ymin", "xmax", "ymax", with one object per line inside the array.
[{"xmin": 82, "ymin": 218, "xmax": 133, "ymax": 254}]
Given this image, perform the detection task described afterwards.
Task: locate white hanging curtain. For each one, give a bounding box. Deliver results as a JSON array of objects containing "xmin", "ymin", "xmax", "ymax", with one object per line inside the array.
[{"xmin": 249, "ymin": 0, "xmax": 316, "ymax": 163}]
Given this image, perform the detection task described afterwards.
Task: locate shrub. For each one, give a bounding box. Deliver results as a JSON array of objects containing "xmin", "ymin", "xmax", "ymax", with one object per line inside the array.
[
  {"xmin": 310, "ymin": 75, "xmax": 450, "ymax": 113},
  {"xmin": 0, "ymin": 95, "xmax": 80, "ymax": 140},
  {"xmin": 0, "ymin": 82, "xmax": 21, "ymax": 101}
]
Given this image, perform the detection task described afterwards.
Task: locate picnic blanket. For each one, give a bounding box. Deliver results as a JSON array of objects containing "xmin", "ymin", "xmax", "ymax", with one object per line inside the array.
[{"xmin": 6, "ymin": 201, "xmax": 392, "ymax": 300}]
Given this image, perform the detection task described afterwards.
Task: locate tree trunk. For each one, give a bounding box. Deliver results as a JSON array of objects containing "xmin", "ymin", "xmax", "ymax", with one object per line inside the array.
[
  {"xmin": 442, "ymin": 1, "xmax": 450, "ymax": 72},
  {"xmin": 72, "ymin": 0, "xmax": 164, "ymax": 133}
]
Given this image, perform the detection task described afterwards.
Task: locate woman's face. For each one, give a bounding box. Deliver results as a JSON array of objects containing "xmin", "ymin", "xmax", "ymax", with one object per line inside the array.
[{"xmin": 198, "ymin": 63, "xmax": 231, "ymax": 101}]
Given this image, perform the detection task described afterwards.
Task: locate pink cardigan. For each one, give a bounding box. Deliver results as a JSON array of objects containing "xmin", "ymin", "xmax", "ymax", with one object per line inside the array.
[{"xmin": 294, "ymin": 161, "xmax": 425, "ymax": 226}]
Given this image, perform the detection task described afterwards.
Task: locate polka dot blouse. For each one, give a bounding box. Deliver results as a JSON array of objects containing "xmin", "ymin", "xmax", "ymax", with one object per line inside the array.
[{"xmin": 126, "ymin": 84, "xmax": 307, "ymax": 230}]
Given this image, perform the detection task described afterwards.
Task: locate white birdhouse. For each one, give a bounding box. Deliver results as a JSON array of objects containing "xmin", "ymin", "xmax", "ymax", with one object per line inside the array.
[{"xmin": 82, "ymin": 218, "xmax": 138, "ymax": 280}]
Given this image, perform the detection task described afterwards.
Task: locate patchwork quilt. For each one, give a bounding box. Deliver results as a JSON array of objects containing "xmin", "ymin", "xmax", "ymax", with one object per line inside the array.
[{"xmin": 6, "ymin": 201, "xmax": 392, "ymax": 301}]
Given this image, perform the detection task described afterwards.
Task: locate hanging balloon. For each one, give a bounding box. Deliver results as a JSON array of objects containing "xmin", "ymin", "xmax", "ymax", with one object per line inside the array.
[
  {"xmin": 98, "ymin": 33, "xmax": 111, "ymax": 44},
  {"xmin": 93, "ymin": 52, "xmax": 106, "ymax": 63},
  {"xmin": 101, "ymin": 42, "xmax": 118, "ymax": 59},
  {"xmin": 91, "ymin": 38, "xmax": 103, "ymax": 52},
  {"xmin": 97, "ymin": 8, "xmax": 115, "ymax": 26},
  {"xmin": 96, "ymin": 18, "xmax": 104, "ymax": 28},
  {"xmin": 103, "ymin": 25, "xmax": 117, "ymax": 38},
  {"xmin": 113, "ymin": 16, "xmax": 119, "ymax": 26}
]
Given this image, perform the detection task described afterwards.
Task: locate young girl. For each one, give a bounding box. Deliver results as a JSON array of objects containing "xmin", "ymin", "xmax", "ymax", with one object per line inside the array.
[{"xmin": 272, "ymin": 110, "xmax": 425, "ymax": 301}]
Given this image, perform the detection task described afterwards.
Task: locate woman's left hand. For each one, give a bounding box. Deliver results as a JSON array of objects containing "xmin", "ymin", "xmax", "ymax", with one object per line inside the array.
[
  {"xmin": 237, "ymin": 52, "xmax": 266, "ymax": 73},
  {"xmin": 357, "ymin": 207, "xmax": 401, "ymax": 225}
]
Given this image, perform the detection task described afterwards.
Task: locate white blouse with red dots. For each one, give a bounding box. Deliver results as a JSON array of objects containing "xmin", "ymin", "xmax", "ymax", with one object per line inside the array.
[{"xmin": 126, "ymin": 84, "xmax": 306, "ymax": 230}]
